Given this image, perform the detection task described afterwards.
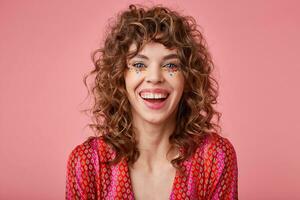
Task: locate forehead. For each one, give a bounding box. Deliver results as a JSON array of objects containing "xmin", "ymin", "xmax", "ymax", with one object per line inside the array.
[{"xmin": 128, "ymin": 42, "xmax": 178, "ymax": 59}]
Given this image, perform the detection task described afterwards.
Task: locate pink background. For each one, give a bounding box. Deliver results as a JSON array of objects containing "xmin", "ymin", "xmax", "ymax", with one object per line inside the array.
[{"xmin": 1, "ymin": 0, "xmax": 299, "ymax": 199}]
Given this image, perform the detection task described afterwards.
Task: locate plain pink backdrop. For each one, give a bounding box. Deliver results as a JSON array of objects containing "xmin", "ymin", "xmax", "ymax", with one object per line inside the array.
[{"xmin": 1, "ymin": 0, "xmax": 299, "ymax": 199}]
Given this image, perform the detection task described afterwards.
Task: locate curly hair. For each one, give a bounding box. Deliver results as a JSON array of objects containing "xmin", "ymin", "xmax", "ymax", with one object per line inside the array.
[{"xmin": 82, "ymin": 4, "xmax": 222, "ymax": 170}]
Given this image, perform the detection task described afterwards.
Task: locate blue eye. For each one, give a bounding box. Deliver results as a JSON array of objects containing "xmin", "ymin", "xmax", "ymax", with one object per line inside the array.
[
  {"xmin": 164, "ymin": 63, "xmax": 179, "ymax": 71},
  {"xmin": 132, "ymin": 62, "xmax": 146, "ymax": 69},
  {"xmin": 165, "ymin": 63, "xmax": 176, "ymax": 68}
]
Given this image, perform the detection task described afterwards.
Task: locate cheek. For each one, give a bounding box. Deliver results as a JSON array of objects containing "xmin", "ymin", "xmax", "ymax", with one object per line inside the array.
[
  {"xmin": 124, "ymin": 71, "xmax": 143, "ymax": 92},
  {"xmin": 166, "ymin": 73, "xmax": 185, "ymax": 91}
]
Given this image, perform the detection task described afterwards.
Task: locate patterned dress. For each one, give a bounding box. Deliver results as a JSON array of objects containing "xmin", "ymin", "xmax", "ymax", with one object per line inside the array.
[{"xmin": 65, "ymin": 133, "xmax": 238, "ymax": 199}]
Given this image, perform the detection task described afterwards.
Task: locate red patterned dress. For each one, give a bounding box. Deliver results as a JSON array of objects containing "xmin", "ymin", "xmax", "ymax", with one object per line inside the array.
[{"xmin": 66, "ymin": 133, "xmax": 238, "ymax": 199}]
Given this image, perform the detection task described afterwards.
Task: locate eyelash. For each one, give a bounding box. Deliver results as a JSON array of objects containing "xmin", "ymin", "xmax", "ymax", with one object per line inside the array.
[
  {"xmin": 132, "ymin": 62, "xmax": 146, "ymax": 69},
  {"xmin": 131, "ymin": 62, "xmax": 179, "ymax": 70},
  {"xmin": 163, "ymin": 63, "xmax": 178, "ymax": 71}
]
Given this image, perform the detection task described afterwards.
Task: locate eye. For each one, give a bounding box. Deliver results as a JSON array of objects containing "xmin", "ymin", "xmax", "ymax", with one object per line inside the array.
[
  {"xmin": 163, "ymin": 63, "xmax": 179, "ymax": 72},
  {"xmin": 132, "ymin": 62, "xmax": 146, "ymax": 69}
]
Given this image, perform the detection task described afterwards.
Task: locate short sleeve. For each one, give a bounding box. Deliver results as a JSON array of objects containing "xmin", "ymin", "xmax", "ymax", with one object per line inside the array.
[
  {"xmin": 65, "ymin": 138, "xmax": 100, "ymax": 200},
  {"xmin": 208, "ymin": 136, "xmax": 238, "ymax": 199}
]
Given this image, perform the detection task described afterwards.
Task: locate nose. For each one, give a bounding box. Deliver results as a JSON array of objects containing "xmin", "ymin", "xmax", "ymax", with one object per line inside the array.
[{"xmin": 145, "ymin": 64, "xmax": 164, "ymax": 84}]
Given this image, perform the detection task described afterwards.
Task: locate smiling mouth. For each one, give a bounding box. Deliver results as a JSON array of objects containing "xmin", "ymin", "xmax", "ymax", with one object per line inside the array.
[{"xmin": 139, "ymin": 92, "xmax": 169, "ymax": 105}]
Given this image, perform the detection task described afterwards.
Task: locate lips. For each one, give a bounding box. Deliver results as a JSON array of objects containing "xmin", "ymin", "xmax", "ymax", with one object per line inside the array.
[
  {"xmin": 139, "ymin": 88, "xmax": 169, "ymax": 97},
  {"xmin": 140, "ymin": 92, "xmax": 168, "ymax": 99},
  {"xmin": 138, "ymin": 88, "xmax": 170, "ymax": 110}
]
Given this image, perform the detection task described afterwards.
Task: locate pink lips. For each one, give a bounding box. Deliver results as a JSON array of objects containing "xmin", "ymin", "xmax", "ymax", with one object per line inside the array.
[
  {"xmin": 139, "ymin": 88, "xmax": 169, "ymax": 110},
  {"xmin": 139, "ymin": 88, "xmax": 169, "ymax": 95}
]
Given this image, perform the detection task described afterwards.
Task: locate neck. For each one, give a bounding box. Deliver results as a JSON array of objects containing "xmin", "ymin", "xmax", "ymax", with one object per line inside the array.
[{"xmin": 131, "ymin": 115, "xmax": 178, "ymax": 171}]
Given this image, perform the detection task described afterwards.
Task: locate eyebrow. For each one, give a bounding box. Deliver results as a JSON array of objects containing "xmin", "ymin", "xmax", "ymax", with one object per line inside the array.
[{"xmin": 133, "ymin": 53, "xmax": 179, "ymax": 60}]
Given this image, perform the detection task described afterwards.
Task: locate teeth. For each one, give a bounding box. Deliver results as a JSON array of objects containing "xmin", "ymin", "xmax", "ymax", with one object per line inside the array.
[{"xmin": 140, "ymin": 92, "xmax": 168, "ymax": 99}]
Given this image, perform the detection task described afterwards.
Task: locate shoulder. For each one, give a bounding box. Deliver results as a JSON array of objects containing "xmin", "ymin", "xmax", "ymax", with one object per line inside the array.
[
  {"xmin": 67, "ymin": 136, "xmax": 115, "ymax": 167},
  {"xmin": 207, "ymin": 132, "xmax": 236, "ymax": 150},
  {"xmin": 194, "ymin": 132, "xmax": 238, "ymax": 165},
  {"xmin": 190, "ymin": 133, "xmax": 238, "ymax": 198},
  {"xmin": 66, "ymin": 137, "xmax": 112, "ymax": 198},
  {"xmin": 66, "ymin": 137, "xmax": 99, "ymax": 176}
]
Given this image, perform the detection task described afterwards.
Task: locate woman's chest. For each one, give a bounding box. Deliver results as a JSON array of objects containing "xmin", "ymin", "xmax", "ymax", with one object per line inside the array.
[
  {"xmin": 98, "ymin": 159, "xmax": 200, "ymax": 199},
  {"xmin": 129, "ymin": 167, "xmax": 177, "ymax": 200}
]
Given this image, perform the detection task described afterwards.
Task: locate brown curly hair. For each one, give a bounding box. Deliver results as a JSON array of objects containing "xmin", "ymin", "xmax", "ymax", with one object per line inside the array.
[{"xmin": 82, "ymin": 4, "xmax": 222, "ymax": 170}]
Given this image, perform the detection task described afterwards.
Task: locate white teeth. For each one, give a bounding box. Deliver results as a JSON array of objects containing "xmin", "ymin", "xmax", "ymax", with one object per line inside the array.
[{"xmin": 140, "ymin": 93, "xmax": 168, "ymax": 99}]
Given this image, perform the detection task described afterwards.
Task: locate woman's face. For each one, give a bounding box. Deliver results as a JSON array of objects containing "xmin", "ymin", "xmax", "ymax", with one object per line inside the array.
[{"xmin": 124, "ymin": 42, "xmax": 185, "ymax": 125}]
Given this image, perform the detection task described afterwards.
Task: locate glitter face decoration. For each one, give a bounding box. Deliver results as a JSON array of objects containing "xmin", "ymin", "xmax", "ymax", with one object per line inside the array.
[
  {"xmin": 128, "ymin": 62, "xmax": 147, "ymax": 75},
  {"xmin": 162, "ymin": 63, "xmax": 179, "ymax": 77},
  {"xmin": 124, "ymin": 42, "xmax": 185, "ymax": 125},
  {"xmin": 128, "ymin": 62, "xmax": 181, "ymax": 77}
]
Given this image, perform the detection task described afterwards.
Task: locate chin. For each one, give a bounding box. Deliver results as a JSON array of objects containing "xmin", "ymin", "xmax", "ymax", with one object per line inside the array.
[{"xmin": 142, "ymin": 113, "xmax": 173, "ymax": 125}]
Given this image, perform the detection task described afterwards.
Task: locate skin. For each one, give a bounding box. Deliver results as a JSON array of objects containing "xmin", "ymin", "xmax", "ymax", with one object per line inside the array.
[{"xmin": 124, "ymin": 42, "xmax": 185, "ymax": 200}]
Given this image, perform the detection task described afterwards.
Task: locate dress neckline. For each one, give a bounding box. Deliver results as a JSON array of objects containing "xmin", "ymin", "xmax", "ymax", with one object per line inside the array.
[{"xmin": 123, "ymin": 159, "xmax": 180, "ymax": 200}]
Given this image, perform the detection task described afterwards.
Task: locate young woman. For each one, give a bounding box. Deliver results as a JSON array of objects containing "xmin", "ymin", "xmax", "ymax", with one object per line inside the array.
[{"xmin": 66, "ymin": 4, "xmax": 238, "ymax": 200}]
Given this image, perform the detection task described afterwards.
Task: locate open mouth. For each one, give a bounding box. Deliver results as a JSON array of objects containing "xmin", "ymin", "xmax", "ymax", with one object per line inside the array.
[
  {"xmin": 141, "ymin": 96, "xmax": 168, "ymax": 103},
  {"xmin": 139, "ymin": 92, "xmax": 169, "ymax": 101},
  {"xmin": 139, "ymin": 92, "xmax": 169, "ymax": 109}
]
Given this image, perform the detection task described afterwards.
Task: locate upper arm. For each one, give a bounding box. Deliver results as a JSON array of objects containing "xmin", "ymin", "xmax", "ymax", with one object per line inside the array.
[
  {"xmin": 197, "ymin": 134, "xmax": 238, "ymax": 199},
  {"xmin": 65, "ymin": 140, "xmax": 100, "ymax": 200},
  {"xmin": 209, "ymin": 137, "xmax": 238, "ymax": 199}
]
